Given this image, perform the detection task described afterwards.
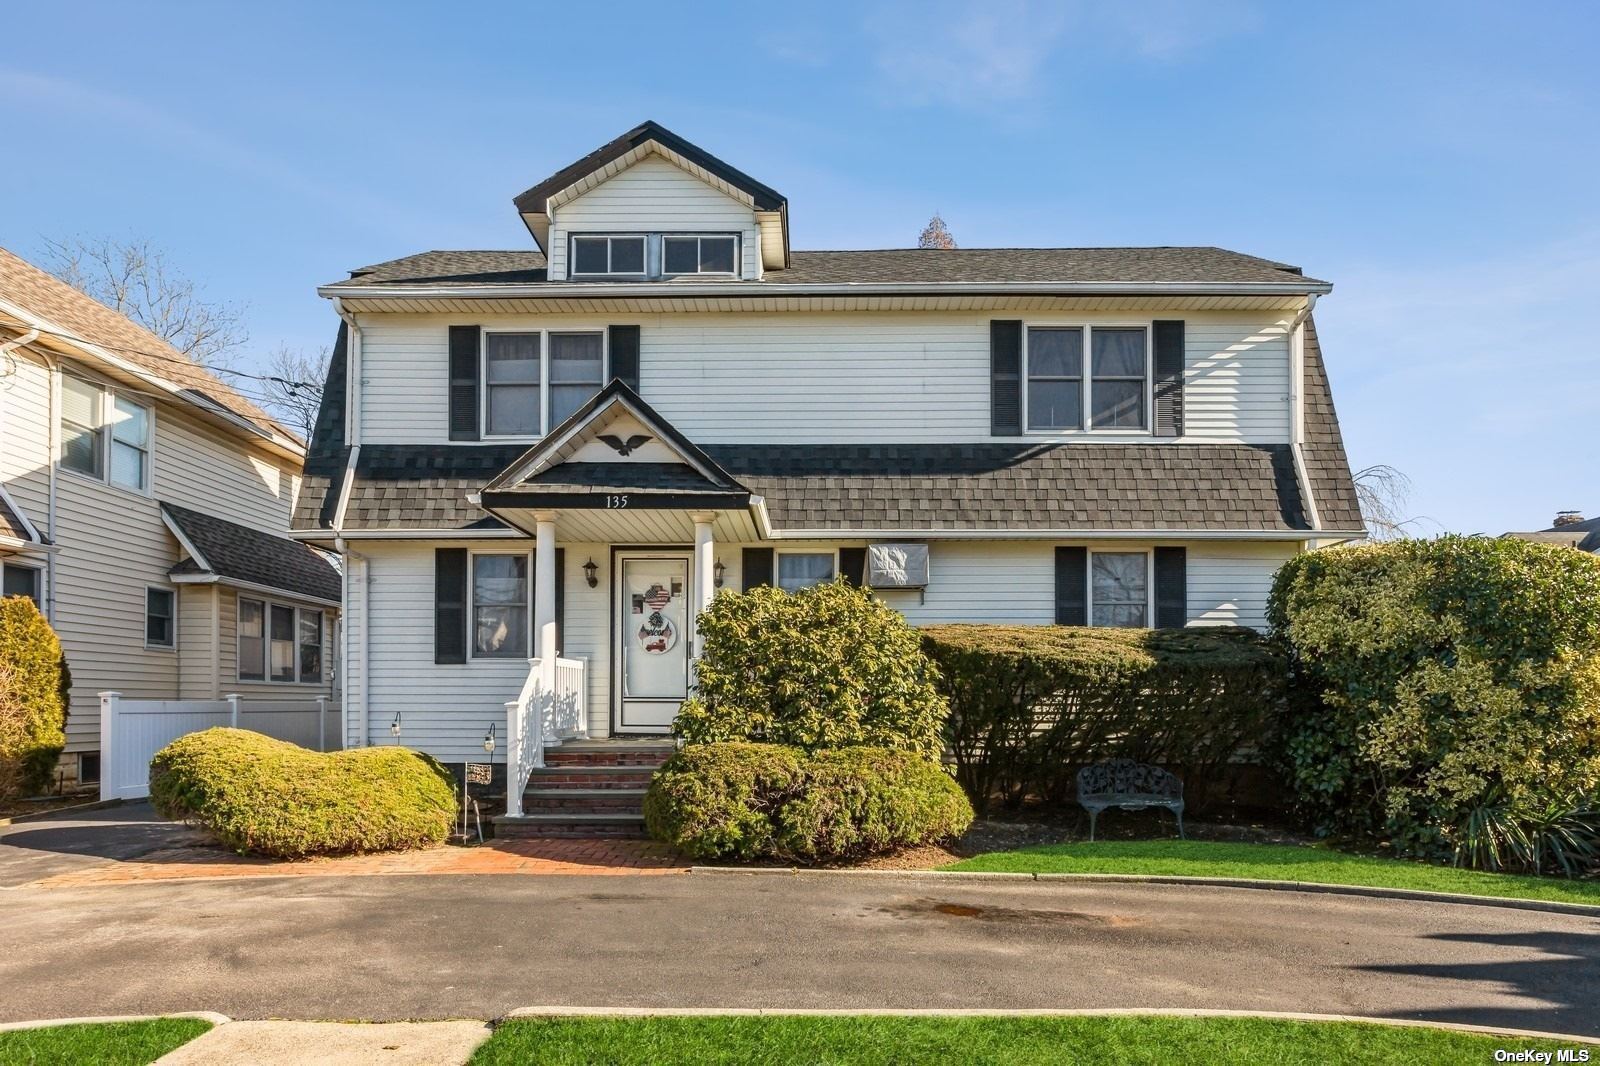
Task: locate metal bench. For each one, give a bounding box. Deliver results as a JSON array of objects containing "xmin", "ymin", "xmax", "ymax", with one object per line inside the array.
[{"xmin": 1077, "ymin": 759, "xmax": 1185, "ymax": 841}]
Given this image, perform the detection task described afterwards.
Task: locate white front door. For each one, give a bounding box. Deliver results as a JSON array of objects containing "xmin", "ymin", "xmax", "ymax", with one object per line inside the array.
[{"xmin": 614, "ymin": 553, "xmax": 693, "ymax": 733}]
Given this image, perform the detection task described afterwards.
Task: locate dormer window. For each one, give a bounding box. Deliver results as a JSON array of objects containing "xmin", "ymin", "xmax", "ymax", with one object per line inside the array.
[
  {"xmin": 663, "ymin": 235, "xmax": 737, "ymax": 276},
  {"xmin": 571, "ymin": 235, "xmax": 647, "ymax": 277}
]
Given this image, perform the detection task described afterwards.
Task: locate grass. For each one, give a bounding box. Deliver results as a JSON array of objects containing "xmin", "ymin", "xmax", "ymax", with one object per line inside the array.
[
  {"xmin": 0, "ymin": 1018, "xmax": 212, "ymax": 1065},
  {"xmin": 470, "ymin": 1015, "xmax": 1582, "ymax": 1065},
  {"xmin": 943, "ymin": 839, "xmax": 1600, "ymax": 905}
]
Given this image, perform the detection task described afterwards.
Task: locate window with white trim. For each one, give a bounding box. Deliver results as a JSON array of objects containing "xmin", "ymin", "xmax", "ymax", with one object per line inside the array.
[
  {"xmin": 472, "ymin": 553, "xmax": 529, "ymax": 659},
  {"xmin": 1, "ymin": 564, "xmax": 41, "ymax": 604},
  {"xmin": 145, "ymin": 587, "xmax": 175, "ymax": 648},
  {"xmin": 1025, "ymin": 325, "xmax": 1150, "ymax": 433},
  {"xmin": 482, "ymin": 330, "xmax": 607, "ymax": 439},
  {"xmin": 1090, "ymin": 551, "xmax": 1149, "ymax": 628},
  {"xmin": 662, "ymin": 234, "xmax": 738, "ymax": 276},
  {"xmin": 570, "ymin": 234, "xmax": 647, "ymax": 277},
  {"xmin": 777, "ymin": 552, "xmax": 835, "ymax": 593},
  {"xmin": 238, "ymin": 596, "xmax": 324, "ymax": 683},
  {"xmin": 59, "ymin": 374, "xmax": 152, "ymax": 490},
  {"xmin": 548, "ymin": 332, "xmax": 605, "ymax": 426}
]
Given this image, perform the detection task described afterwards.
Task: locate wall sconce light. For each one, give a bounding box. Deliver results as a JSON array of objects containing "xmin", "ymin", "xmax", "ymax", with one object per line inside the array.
[
  {"xmin": 713, "ymin": 559, "xmax": 726, "ymax": 588},
  {"xmin": 483, "ymin": 723, "xmax": 497, "ymax": 755},
  {"xmin": 583, "ymin": 558, "xmax": 598, "ymax": 588},
  {"xmin": 390, "ymin": 712, "xmax": 402, "ymax": 738}
]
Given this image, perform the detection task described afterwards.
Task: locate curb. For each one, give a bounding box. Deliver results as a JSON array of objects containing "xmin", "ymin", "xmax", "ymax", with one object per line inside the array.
[
  {"xmin": 0, "ymin": 1012, "xmax": 229, "ymax": 1033},
  {"xmin": 687, "ymin": 865, "xmax": 1600, "ymax": 917},
  {"xmin": 0, "ymin": 798, "xmax": 122, "ymax": 827},
  {"xmin": 500, "ymin": 1005, "xmax": 1600, "ymax": 1046}
]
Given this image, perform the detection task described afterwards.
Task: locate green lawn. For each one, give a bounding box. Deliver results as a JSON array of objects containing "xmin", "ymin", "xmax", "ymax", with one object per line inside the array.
[
  {"xmin": 943, "ymin": 839, "xmax": 1600, "ymax": 905},
  {"xmin": 471, "ymin": 1015, "xmax": 1581, "ymax": 1065},
  {"xmin": 0, "ymin": 1018, "xmax": 212, "ymax": 1065}
]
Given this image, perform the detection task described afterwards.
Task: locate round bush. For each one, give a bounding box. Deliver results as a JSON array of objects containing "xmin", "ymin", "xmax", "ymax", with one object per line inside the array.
[
  {"xmin": 644, "ymin": 742, "xmax": 974, "ymax": 862},
  {"xmin": 150, "ymin": 728, "xmax": 457, "ymax": 858},
  {"xmin": 675, "ymin": 581, "xmax": 948, "ymax": 758},
  {"xmin": 0, "ymin": 595, "xmax": 68, "ymax": 801},
  {"xmin": 1268, "ymin": 535, "xmax": 1600, "ymax": 861}
]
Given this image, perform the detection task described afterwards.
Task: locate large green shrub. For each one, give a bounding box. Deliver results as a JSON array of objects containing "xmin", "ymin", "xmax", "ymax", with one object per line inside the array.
[
  {"xmin": 0, "ymin": 595, "xmax": 68, "ymax": 800},
  {"xmin": 1269, "ymin": 535, "xmax": 1600, "ymax": 866},
  {"xmin": 644, "ymin": 742, "xmax": 974, "ymax": 862},
  {"xmin": 921, "ymin": 624, "xmax": 1286, "ymax": 815},
  {"xmin": 675, "ymin": 581, "xmax": 948, "ymax": 758},
  {"xmin": 150, "ymin": 728, "xmax": 457, "ymax": 858}
]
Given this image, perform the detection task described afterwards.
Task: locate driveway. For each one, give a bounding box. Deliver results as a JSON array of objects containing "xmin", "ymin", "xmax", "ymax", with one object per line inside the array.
[
  {"xmin": 1, "ymin": 865, "xmax": 1596, "ymax": 1035},
  {"xmin": 0, "ymin": 802, "xmax": 206, "ymax": 887}
]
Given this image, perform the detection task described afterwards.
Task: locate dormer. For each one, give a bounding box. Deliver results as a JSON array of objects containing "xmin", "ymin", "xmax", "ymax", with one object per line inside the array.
[{"xmin": 512, "ymin": 121, "xmax": 789, "ymax": 282}]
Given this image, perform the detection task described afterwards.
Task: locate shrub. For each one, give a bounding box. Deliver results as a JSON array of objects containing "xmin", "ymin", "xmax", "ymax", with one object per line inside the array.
[
  {"xmin": 675, "ymin": 581, "xmax": 948, "ymax": 758},
  {"xmin": 150, "ymin": 728, "xmax": 457, "ymax": 858},
  {"xmin": 921, "ymin": 624, "xmax": 1286, "ymax": 815},
  {"xmin": 0, "ymin": 596, "xmax": 68, "ymax": 801},
  {"xmin": 1269, "ymin": 535, "xmax": 1600, "ymax": 865},
  {"xmin": 644, "ymin": 742, "xmax": 974, "ymax": 862}
]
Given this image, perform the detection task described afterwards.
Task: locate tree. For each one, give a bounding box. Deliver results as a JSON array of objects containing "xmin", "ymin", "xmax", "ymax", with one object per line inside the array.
[
  {"xmin": 1353, "ymin": 464, "xmax": 1421, "ymax": 540},
  {"xmin": 41, "ymin": 237, "xmax": 247, "ymax": 370},
  {"xmin": 918, "ymin": 214, "xmax": 957, "ymax": 249},
  {"xmin": 258, "ymin": 346, "xmax": 328, "ymax": 441}
]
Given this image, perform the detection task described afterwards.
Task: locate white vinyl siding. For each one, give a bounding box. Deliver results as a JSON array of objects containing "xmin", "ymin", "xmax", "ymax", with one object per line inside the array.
[{"xmin": 355, "ymin": 311, "xmax": 1292, "ymax": 446}]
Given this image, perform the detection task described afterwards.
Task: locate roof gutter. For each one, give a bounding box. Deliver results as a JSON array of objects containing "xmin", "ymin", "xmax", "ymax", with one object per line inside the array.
[{"xmin": 318, "ymin": 279, "xmax": 1334, "ymax": 301}]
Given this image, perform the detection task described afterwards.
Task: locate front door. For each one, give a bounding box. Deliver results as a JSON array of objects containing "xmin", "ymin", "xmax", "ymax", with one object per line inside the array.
[{"xmin": 614, "ymin": 552, "xmax": 693, "ymax": 733}]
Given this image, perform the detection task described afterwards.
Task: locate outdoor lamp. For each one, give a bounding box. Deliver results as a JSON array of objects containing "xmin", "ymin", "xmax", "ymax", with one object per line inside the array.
[
  {"xmin": 583, "ymin": 558, "xmax": 598, "ymax": 588},
  {"xmin": 483, "ymin": 724, "xmax": 497, "ymax": 755},
  {"xmin": 713, "ymin": 559, "xmax": 726, "ymax": 588},
  {"xmin": 390, "ymin": 712, "xmax": 402, "ymax": 738}
]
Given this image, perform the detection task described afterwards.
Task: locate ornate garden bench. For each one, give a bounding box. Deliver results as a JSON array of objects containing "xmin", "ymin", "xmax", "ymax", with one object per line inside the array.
[{"xmin": 1076, "ymin": 759, "xmax": 1185, "ymax": 841}]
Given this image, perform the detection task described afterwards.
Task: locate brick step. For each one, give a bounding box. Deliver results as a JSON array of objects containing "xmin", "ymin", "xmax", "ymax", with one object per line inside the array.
[
  {"xmin": 544, "ymin": 745, "xmax": 674, "ymax": 769},
  {"xmin": 522, "ymin": 788, "xmax": 647, "ymax": 814},
  {"xmin": 494, "ymin": 813, "xmax": 647, "ymax": 839},
  {"xmin": 527, "ymin": 766, "xmax": 657, "ymax": 789}
]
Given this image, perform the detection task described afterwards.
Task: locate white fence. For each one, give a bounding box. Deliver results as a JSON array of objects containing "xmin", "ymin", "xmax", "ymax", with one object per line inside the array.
[
  {"xmin": 98, "ymin": 691, "xmax": 341, "ymax": 802},
  {"xmin": 504, "ymin": 656, "xmax": 587, "ymax": 818}
]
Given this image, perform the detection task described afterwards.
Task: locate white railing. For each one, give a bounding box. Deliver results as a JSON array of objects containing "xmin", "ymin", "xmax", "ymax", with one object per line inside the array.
[
  {"xmin": 504, "ymin": 656, "xmax": 587, "ymax": 817},
  {"xmin": 99, "ymin": 691, "xmax": 339, "ymax": 802}
]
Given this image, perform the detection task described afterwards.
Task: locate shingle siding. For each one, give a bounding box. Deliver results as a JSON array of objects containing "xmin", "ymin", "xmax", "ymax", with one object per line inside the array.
[
  {"xmin": 1301, "ymin": 317, "xmax": 1364, "ymax": 532},
  {"xmin": 163, "ymin": 503, "xmax": 341, "ymax": 602}
]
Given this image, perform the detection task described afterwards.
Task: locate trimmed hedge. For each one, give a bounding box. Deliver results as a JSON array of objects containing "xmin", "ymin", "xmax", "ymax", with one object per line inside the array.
[
  {"xmin": 0, "ymin": 596, "xmax": 68, "ymax": 801},
  {"xmin": 921, "ymin": 624, "xmax": 1287, "ymax": 815},
  {"xmin": 150, "ymin": 728, "xmax": 457, "ymax": 858},
  {"xmin": 1269, "ymin": 536, "xmax": 1600, "ymax": 864},
  {"xmin": 675, "ymin": 581, "xmax": 948, "ymax": 759},
  {"xmin": 644, "ymin": 742, "xmax": 973, "ymax": 862}
]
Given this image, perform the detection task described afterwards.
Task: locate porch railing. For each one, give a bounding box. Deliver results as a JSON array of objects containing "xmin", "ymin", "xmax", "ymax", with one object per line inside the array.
[{"xmin": 504, "ymin": 656, "xmax": 587, "ymax": 817}]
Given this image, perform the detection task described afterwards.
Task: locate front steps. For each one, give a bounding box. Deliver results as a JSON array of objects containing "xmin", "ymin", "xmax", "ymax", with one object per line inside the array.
[{"xmin": 494, "ymin": 739, "xmax": 674, "ymax": 839}]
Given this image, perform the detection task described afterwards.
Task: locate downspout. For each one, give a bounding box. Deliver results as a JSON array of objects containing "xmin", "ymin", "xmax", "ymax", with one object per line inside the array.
[
  {"xmin": 332, "ymin": 443, "xmax": 366, "ymax": 747},
  {"xmin": 1285, "ymin": 295, "xmax": 1322, "ymax": 537},
  {"xmin": 1, "ymin": 331, "xmax": 63, "ymax": 624}
]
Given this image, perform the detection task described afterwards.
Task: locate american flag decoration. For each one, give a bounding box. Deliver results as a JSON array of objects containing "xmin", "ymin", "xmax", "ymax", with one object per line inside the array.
[{"xmin": 643, "ymin": 583, "xmax": 672, "ymax": 610}]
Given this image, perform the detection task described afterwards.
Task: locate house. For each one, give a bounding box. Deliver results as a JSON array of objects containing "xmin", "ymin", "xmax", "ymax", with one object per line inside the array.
[
  {"xmin": 1503, "ymin": 513, "xmax": 1600, "ymax": 553},
  {"xmin": 290, "ymin": 121, "xmax": 1362, "ymax": 832},
  {"xmin": 0, "ymin": 247, "xmax": 341, "ymax": 786}
]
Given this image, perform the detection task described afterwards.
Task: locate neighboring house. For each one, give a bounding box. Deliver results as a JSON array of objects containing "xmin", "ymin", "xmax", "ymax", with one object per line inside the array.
[
  {"xmin": 0, "ymin": 247, "xmax": 341, "ymax": 785},
  {"xmin": 291, "ymin": 120, "xmax": 1362, "ymax": 790},
  {"xmin": 1503, "ymin": 513, "xmax": 1600, "ymax": 553}
]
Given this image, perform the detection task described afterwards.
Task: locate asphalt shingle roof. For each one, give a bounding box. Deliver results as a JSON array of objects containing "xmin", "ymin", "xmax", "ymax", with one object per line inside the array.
[
  {"xmin": 0, "ymin": 494, "xmax": 34, "ymax": 542},
  {"xmin": 1301, "ymin": 317, "xmax": 1365, "ymax": 533},
  {"xmin": 164, "ymin": 503, "xmax": 342, "ymax": 602}
]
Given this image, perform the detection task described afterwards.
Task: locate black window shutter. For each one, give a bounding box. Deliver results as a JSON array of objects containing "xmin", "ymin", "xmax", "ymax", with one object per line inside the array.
[
  {"xmin": 990, "ymin": 320, "xmax": 1022, "ymax": 436},
  {"xmin": 554, "ymin": 547, "xmax": 566, "ymax": 655},
  {"xmin": 1055, "ymin": 546, "xmax": 1087, "ymax": 626},
  {"xmin": 1153, "ymin": 547, "xmax": 1187, "ymax": 629},
  {"xmin": 838, "ymin": 547, "xmax": 867, "ymax": 587},
  {"xmin": 434, "ymin": 548, "xmax": 468, "ymax": 664},
  {"xmin": 1152, "ymin": 320, "xmax": 1185, "ymax": 438},
  {"xmin": 448, "ymin": 326, "xmax": 481, "ymax": 441},
  {"xmin": 742, "ymin": 547, "xmax": 774, "ymax": 591},
  {"xmin": 608, "ymin": 325, "xmax": 640, "ymax": 393}
]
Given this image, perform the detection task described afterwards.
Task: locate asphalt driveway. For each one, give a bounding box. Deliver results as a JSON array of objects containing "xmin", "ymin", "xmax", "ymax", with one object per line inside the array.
[
  {"xmin": 0, "ymin": 802, "xmax": 205, "ymax": 887},
  {"xmin": 1, "ymin": 864, "xmax": 1596, "ymax": 1035}
]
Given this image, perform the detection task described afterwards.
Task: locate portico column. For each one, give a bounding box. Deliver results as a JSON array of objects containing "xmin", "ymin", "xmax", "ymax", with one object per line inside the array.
[
  {"xmin": 691, "ymin": 512, "xmax": 716, "ymax": 657},
  {"xmin": 533, "ymin": 512, "xmax": 558, "ymax": 667}
]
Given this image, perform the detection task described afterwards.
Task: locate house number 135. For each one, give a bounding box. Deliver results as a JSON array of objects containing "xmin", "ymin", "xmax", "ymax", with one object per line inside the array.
[{"xmin": 605, "ymin": 495, "xmax": 629, "ymax": 509}]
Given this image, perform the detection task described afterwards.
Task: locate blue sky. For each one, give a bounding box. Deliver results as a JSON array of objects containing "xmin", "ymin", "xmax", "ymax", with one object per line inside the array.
[{"xmin": 3, "ymin": 1, "xmax": 1596, "ymax": 534}]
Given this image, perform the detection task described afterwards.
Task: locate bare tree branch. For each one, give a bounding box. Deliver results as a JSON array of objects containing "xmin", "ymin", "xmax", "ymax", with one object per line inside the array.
[
  {"xmin": 40, "ymin": 236, "xmax": 247, "ymax": 370},
  {"xmin": 1353, "ymin": 464, "xmax": 1425, "ymax": 540},
  {"xmin": 257, "ymin": 346, "xmax": 328, "ymax": 441}
]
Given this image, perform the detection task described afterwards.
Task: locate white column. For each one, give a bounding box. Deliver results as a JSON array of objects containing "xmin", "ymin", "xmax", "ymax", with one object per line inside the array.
[
  {"xmin": 98, "ymin": 691, "xmax": 120, "ymax": 804},
  {"xmin": 691, "ymin": 512, "xmax": 716, "ymax": 657},
  {"xmin": 533, "ymin": 512, "xmax": 558, "ymax": 666}
]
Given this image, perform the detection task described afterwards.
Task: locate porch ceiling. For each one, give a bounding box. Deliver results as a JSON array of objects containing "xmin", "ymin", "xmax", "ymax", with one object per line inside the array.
[{"xmin": 490, "ymin": 505, "xmax": 761, "ymax": 544}]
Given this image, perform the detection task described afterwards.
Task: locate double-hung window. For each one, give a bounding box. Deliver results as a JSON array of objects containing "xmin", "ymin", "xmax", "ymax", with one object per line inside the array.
[
  {"xmin": 662, "ymin": 234, "xmax": 737, "ymax": 276},
  {"xmin": 570, "ymin": 235, "xmax": 646, "ymax": 277},
  {"xmin": 1090, "ymin": 551, "xmax": 1149, "ymax": 628},
  {"xmin": 472, "ymin": 553, "xmax": 529, "ymax": 659},
  {"xmin": 548, "ymin": 332, "xmax": 605, "ymax": 426},
  {"xmin": 238, "ymin": 597, "xmax": 325, "ymax": 683},
  {"xmin": 1025, "ymin": 325, "xmax": 1149, "ymax": 432},
  {"xmin": 777, "ymin": 552, "xmax": 835, "ymax": 594},
  {"xmin": 145, "ymin": 587, "xmax": 175, "ymax": 648},
  {"xmin": 2, "ymin": 564, "xmax": 41, "ymax": 604},
  {"xmin": 59, "ymin": 375, "xmax": 151, "ymax": 490},
  {"xmin": 483, "ymin": 331, "xmax": 607, "ymax": 438}
]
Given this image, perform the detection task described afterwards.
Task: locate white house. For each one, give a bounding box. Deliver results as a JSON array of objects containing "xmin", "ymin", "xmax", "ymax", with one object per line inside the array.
[
  {"xmin": 0, "ymin": 247, "xmax": 341, "ymax": 786},
  {"xmin": 290, "ymin": 121, "xmax": 1363, "ymax": 834}
]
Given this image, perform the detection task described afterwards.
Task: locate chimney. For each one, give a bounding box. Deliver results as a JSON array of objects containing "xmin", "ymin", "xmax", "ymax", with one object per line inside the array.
[{"xmin": 1554, "ymin": 511, "xmax": 1585, "ymax": 527}]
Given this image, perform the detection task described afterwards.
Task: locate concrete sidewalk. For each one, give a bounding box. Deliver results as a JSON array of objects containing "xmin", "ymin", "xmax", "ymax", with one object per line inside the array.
[{"xmin": 155, "ymin": 1020, "xmax": 491, "ymax": 1065}]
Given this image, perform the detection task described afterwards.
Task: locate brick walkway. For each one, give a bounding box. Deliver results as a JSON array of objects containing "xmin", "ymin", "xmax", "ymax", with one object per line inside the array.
[{"xmin": 30, "ymin": 837, "xmax": 686, "ymax": 888}]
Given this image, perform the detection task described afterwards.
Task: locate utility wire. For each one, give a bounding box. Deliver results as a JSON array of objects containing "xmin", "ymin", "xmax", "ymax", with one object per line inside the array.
[{"xmin": 0, "ymin": 321, "xmax": 324, "ymax": 391}]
